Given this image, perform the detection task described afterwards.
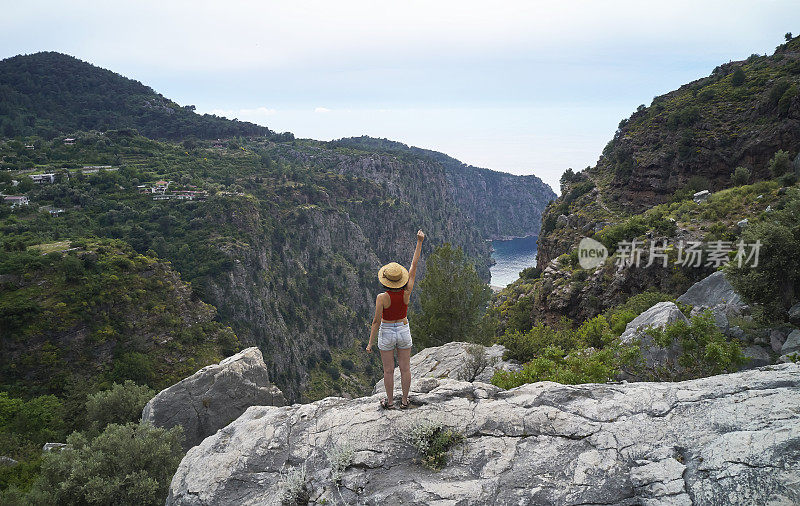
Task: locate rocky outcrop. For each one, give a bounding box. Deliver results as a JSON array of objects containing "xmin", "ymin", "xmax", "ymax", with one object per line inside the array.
[
  {"xmin": 372, "ymin": 342, "xmax": 520, "ymax": 396},
  {"xmin": 620, "ymin": 301, "xmax": 688, "ymax": 370},
  {"xmin": 790, "ymin": 303, "xmax": 800, "ymax": 325},
  {"xmin": 0, "ymin": 456, "xmax": 18, "ymax": 466},
  {"xmin": 676, "ymin": 271, "xmax": 750, "ymax": 338},
  {"xmin": 676, "ymin": 271, "xmax": 742, "ymax": 309},
  {"xmin": 141, "ymin": 347, "xmax": 285, "ymax": 450},
  {"xmin": 782, "ymin": 329, "xmax": 800, "ymax": 355},
  {"xmin": 166, "ymin": 363, "xmax": 800, "ymax": 505}
]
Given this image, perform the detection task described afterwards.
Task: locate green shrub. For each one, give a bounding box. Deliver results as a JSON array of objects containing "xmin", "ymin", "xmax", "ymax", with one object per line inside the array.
[
  {"xmin": 768, "ymin": 150, "xmax": 792, "ymax": 177},
  {"xmin": 340, "ymin": 359, "xmax": 355, "ymax": 372},
  {"xmin": 645, "ymin": 312, "xmax": 744, "ymax": 380},
  {"xmin": 492, "ymin": 343, "xmax": 638, "ymax": 388},
  {"xmin": 326, "ymin": 364, "xmax": 340, "ymax": 381},
  {"xmin": 0, "ymin": 393, "xmax": 66, "ymax": 446},
  {"xmin": 778, "ymin": 84, "xmax": 798, "ymax": 117},
  {"xmin": 608, "ymin": 309, "xmax": 638, "ymax": 335},
  {"xmin": 498, "ymin": 322, "xmax": 582, "ymax": 363},
  {"xmin": 26, "ymin": 422, "xmax": 184, "ymax": 506},
  {"xmin": 519, "ymin": 266, "xmax": 541, "ymax": 280},
  {"xmin": 596, "ymin": 216, "xmax": 648, "ymax": 251},
  {"xmin": 406, "ymin": 419, "xmax": 464, "ymax": 471},
  {"xmin": 85, "ymin": 381, "xmax": 156, "ymax": 431},
  {"xmin": 731, "ymin": 67, "xmax": 746, "ymax": 86},
  {"xmin": 731, "ymin": 166, "xmax": 751, "ymax": 186},
  {"xmin": 726, "ymin": 197, "xmax": 800, "ymax": 318},
  {"xmin": 667, "ymin": 105, "xmax": 700, "ymax": 130},
  {"xmin": 576, "ymin": 315, "xmax": 616, "ymax": 349},
  {"xmin": 111, "ymin": 352, "xmax": 156, "ymax": 386},
  {"xmin": 412, "ymin": 244, "xmax": 492, "ymax": 348}
]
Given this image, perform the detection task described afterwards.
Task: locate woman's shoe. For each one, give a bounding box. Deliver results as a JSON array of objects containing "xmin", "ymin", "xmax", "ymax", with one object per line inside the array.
[
  {"xmin": 399, "ymin": 399, "xmax": 410, "ymax": 409},
  {"xmin": 380, "ymin": 397, "xmax": 395, "ymax": 409}
]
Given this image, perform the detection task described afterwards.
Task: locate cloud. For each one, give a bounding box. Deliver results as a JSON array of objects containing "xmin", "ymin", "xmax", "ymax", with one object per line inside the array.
[
  {"xmin": 208, "ymin": 107, "xmax": 276, "ymax": 120},
  {"xmin": 314, "ymin": 107, "xmax": 331, "ymax": 113},
  {"xmin": 242, "ymin": 106, "xmax": 277, "ymax": 116}
]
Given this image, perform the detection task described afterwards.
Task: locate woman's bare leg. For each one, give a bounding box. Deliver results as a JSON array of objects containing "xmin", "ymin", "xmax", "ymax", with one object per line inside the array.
[
  {"xmin": 397, "ymin": 348, "xmax": 412, "ymax": 405},
  {"xmin": 380, "ymin": 349, "xmax": 396, "ymax": 404}
]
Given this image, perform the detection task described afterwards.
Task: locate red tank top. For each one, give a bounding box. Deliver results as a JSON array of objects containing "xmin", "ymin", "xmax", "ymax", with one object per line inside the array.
[{"xmin": 382, "ymin": 290, "xmax": 408, "ymax": 320}]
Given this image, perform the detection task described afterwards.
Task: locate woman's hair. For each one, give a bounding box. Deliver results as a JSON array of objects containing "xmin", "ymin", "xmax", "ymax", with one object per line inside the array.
[{"xmin": 384, "ymin": 283, "xmax": 407, "ymax": 291}]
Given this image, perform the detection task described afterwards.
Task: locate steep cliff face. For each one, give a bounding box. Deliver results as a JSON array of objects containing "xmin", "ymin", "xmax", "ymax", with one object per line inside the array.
[
  {"xmin": 446, "ymin": 167, "xmax": 554, "ymax": 240},
  {"xmin": 325, "ymin": 136, "xmax": 555, "ymax": 240},
  {"xmin": 536, "ymin": 36, "xmax": 800, "ymax": 271},
  {"xmin": 166, "ymin": 361, "xmax": 800, "ymax": 505},
  {"xmin": 194, "ymin": 141, "xmax": 552, "ymax": 401}
]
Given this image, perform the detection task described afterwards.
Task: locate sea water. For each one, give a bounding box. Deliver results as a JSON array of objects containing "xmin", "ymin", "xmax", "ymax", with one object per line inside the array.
[{"xmin": 489, "ymin": 235, "xmax": 538, "ymax": 288}]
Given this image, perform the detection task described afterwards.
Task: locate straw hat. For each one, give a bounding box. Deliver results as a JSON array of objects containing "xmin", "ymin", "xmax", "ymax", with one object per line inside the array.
[{"xmin": 378, "ymin": 262, "xmax": 409, "ymax": 289}]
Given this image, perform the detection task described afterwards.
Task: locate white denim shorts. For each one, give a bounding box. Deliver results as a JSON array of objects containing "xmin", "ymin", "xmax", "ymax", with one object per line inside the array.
[{"xmin": 377, "ymin": 321, "xmax": 413, "ymax": 351}]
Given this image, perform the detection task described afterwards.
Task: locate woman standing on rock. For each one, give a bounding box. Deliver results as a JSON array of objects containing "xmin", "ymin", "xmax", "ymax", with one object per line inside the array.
[{"xmin": 366, "ymin": 229, "xmax": 425, "ymax": 409}]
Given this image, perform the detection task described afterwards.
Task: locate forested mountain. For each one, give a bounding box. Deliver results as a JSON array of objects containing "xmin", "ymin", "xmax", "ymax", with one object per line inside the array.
[{"xmin": 0, "ymin": 52, "xmax": 290, "ymax": 140}]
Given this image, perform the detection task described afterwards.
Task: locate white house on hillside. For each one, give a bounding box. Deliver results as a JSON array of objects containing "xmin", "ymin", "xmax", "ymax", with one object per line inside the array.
[
  {"xmin": 3, "ymin": 196, "xmax": 29, "ymax": 208},
  {"xmin": 30, "ymin": 173, "xmax": 56, "ymax": 184}
]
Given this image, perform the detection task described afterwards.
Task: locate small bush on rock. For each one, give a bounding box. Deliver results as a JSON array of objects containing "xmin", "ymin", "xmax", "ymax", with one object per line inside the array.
[
  {"xmin": 458, "ymin": 344, "xmax": 495, "ymax": 381},
  {"xmin": 277, "ymin": 464, "xmax": 310, "ymax": 505},
  {"xmin": 325, "ymin": 441, "xmax": 354, "ymax": 485},
  {"xmin": 406, "ymin": 419, "xmax": 464, "ymax": 471}
]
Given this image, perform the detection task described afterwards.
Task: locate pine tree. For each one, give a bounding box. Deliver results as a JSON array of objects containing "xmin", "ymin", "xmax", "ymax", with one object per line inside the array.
[{"xmin": 411, "ymin": 244, "xmax": 492, "ymax": 349}]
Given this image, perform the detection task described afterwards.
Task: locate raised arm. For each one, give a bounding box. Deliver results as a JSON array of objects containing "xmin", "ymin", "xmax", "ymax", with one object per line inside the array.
[{"xmin": 406, "ymin": 230, "xmax": 425, "ymax": 293}]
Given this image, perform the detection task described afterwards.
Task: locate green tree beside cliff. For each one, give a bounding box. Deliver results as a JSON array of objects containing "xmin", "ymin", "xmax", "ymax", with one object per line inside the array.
[{"xmin": 411, "ymin": 244, "xmax": 492, "ymax": 348}]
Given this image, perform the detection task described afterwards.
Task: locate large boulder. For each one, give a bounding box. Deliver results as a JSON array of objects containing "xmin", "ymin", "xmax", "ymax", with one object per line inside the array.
[
  {"xmin": 620, "ymin": 301, "xmax": 688, "ymax": 370},
  {"xmin": 789, "ymin": 303, "xmax": 800, "ymax": 325},
  {"xmin": 142, "ymin": 347, "xmax": 285, "ymax": 450},
  {"xmin": 743, "ymin": 345, "xmax": 772, "ymax": 368},
  {"xmin": 676, "ymin": 271, "xmax": 743, "ymax": 310},
  {"xmin": 782, "ymin": 329, "xmax": 800, "ymax": 355},
  {"xmin": 167, "ymin": 363, "xmax": 800, "ymax": 505},
  {"xmin": 372, "ymin": 342, "xmax": 520, "ymax": 396},
  {"xmin": 771, "ymin": 328, "xmax": 789, "ymax": 352},
  {"xmin": 676, "ymin": 271, "xmax": 749, "ymax": 337}
]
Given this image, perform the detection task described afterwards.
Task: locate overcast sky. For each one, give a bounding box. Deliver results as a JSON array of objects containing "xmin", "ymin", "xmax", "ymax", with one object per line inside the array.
[{"xmin": 2, "ymin": 1, "xmax": 797, "ymax": 192}]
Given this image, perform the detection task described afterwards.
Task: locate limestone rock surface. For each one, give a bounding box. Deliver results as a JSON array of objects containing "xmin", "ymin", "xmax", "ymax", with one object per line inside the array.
[
  {"xmin": 141, "ymin": 347, "xmax": 285, "ymax": 450},
  {"xmin": 372, "ymin": 342, "xmax": 520, "ymax": 396},
  {"xmin": 167, "ymin": 363, "xmax": 800, "ymax": 505}
]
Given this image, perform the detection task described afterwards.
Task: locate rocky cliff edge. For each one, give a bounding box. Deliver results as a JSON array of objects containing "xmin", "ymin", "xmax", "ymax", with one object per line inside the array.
[{"xmin": 166, "ymin": 357, "xmax": 800, "ymax": 505}]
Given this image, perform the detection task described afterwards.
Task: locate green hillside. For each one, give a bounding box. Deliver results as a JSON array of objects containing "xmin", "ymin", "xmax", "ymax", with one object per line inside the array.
[{"xmin": 0, "ymin": 52, "xmax": 291, "ymax": 141}]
